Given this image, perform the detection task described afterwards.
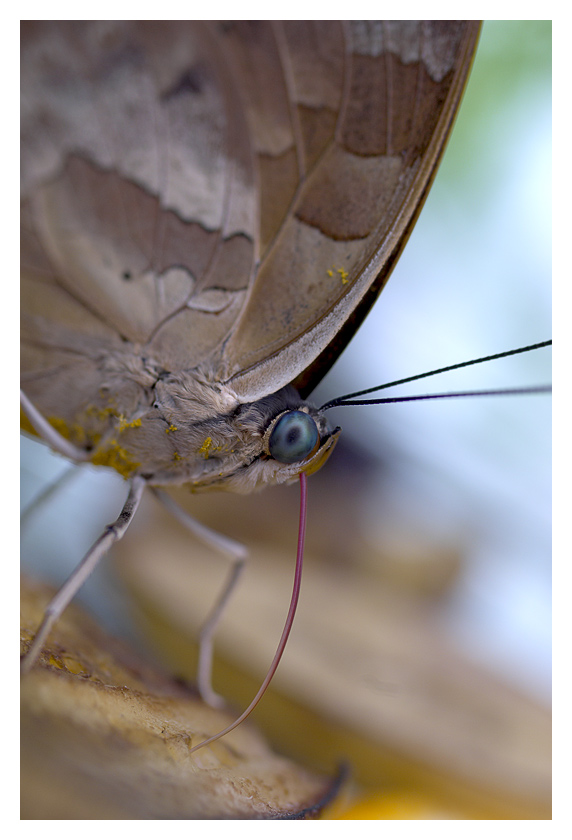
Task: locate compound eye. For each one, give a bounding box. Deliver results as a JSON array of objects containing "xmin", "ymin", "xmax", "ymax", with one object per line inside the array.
[{"xmin": 268, "ymin": 411, "xmax": 320, "ymax": 464}]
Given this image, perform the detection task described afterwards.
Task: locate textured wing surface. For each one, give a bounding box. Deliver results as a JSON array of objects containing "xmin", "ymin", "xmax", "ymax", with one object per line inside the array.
[
  {"xmin": 213, "ymin": 21, "xmax": 480, "ymax": 399},
  {"xmin": 21, "ymin": 20, "xmax": 257, "ymax": 423}
]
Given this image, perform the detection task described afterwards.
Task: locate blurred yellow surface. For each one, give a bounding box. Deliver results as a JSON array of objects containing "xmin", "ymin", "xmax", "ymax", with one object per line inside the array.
[
  {"xmin": 113, "ymin": 484, "xmax": 551, "ymax": 820},
  {"xmin": 20, "ymin": 576, "xmax": 334, "ymax": 819}
]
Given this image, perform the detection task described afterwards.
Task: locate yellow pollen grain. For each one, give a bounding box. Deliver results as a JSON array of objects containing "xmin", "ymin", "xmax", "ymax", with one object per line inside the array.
[
  {"xmin": 91, "ymin": 443, "xmax": 140, "ymax": 479},
  {"xmin": 45, "ymin": 416, "xmax": 91, "ymax": 447},
  {"xmin": 117, "ymin": 416, "xmax": 142, "ymax": 432},
  {"xmin": 86, "ymin": 404, "xmax": 117, "ymax": 421},
  {"xmin": 327, "ymin": 266, "xmax": 349, "ymax": 283},
  {"xmin": 165, "ymin": 424, "xmax": 178, "ymax": 434},
  {"xmin": 199, "ymin": 437, "xmax": 213, "ymax": 458}
]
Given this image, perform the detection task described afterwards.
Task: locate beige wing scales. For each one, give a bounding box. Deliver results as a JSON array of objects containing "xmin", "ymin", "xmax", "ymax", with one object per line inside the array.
[
  {"xmin": 213, "ymin": 21, "xmax": 481, "ymax": 399},
  {"xmin": 21, "ymin": 21, "xmax": 258, "ymax": 425}
]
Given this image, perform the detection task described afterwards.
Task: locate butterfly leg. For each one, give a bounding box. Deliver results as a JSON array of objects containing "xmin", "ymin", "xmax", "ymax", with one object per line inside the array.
[
  {"xmin": 20, "ymin": 390, "xmax": 91, "ymax": 462},
  {"xmin": 21, "ymin": 476, "xmax": 146, "ymax": 674},
  {"xmin": 151, "ymin": 488, "xmax": 247, "ymax": 708},
  {"xmin": 195, "ymin": 553, "xmax": 246, "ymax": 708}
]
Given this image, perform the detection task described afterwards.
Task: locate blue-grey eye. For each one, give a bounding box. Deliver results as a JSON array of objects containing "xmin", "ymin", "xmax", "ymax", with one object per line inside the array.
[{"xmin": 268, "ymin": 411, "xmax": 320, "ymax": 464}]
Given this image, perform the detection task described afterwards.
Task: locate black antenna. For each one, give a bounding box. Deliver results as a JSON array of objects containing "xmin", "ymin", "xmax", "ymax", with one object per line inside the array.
[{"xmin": 321, "ymin": 341, "xmax": 551, "ymax": 410}]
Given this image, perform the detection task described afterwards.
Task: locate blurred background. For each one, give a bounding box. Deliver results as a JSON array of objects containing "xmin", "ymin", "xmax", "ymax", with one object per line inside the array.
[
  {"xmin": 311, "ymin": 19, "xmax": 552, "ymax": 703},
  {"xmin": 21, "ymin": 21, "xmax": 551, "ymax": 817}
]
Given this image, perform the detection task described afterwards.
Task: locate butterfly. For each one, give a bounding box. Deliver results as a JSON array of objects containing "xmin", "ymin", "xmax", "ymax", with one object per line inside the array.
[{"xmin": 20, "ymin": 21, "xmax": 550, "ymax": 755}]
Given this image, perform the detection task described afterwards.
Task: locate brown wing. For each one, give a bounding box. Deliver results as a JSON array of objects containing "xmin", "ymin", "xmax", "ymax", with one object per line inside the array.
[
  {"xmin": 21, "ymin": 21, "xmax": 480, "ymax": 427},
  {"xmin": 211, "ymin": 21, "xmax": 481, "ymax": 400},
  {"xmin": 21, "ymin": 20, "xmax": 257, "ymax": 422}
]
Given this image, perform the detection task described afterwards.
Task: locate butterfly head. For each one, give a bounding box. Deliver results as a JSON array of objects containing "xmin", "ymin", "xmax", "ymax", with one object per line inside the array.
[
  {"xmin": 179, "ymin": 386, "xmax": 340, "ymax": 494},
  {"xmin": 97, "ymin": 375, "xmax": 342, "ymax": 494}
]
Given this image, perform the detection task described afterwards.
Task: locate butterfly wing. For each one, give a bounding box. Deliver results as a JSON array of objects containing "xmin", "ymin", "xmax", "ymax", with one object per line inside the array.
[
  {"xmin": 21, "ymin": 21, "xmax": 258, "ymax": 417},
  {"xmin": 209, "ymin": 21, "xmax": 481, "ymax": 399},
  {"xmin": 21, "ymin": 21, "xmax": 479, "ymax": 488}
]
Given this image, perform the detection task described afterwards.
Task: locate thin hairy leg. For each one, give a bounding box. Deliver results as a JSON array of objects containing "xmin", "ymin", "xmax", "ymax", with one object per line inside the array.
[
  {"xmin": 21, "ymin": 477, "xmax": 146, "ymax": 673},
  {"xmin": 151, "ymin": 488, "xmax": 247, "ymax": 707}
]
